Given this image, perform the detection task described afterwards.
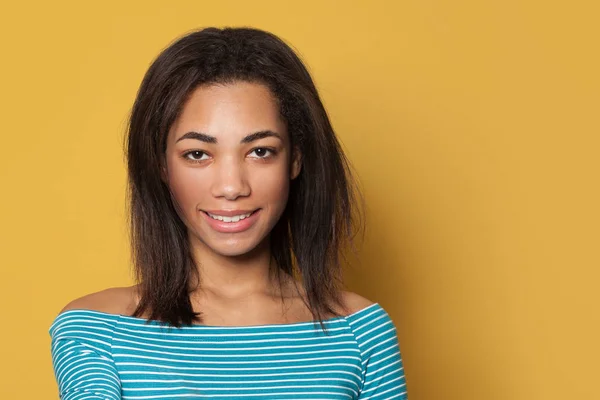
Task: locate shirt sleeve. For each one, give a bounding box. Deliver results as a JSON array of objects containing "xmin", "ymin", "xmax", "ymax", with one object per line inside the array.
[
  {"xmin": 49, "ymin": 310, "xmax": 122, "ymax": 399},
  {"xmin": 348, "ymin": 304, "xmax": 408, "ymax": 399}
]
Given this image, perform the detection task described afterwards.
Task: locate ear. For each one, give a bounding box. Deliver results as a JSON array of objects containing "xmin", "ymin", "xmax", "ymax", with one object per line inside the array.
[{"xmin": 290, "ymin": 147, "xmax": 302, "ymax": 180}]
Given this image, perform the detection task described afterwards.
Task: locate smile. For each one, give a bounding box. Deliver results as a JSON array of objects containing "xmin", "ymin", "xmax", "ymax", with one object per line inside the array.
[
  {"xmin": 206, "ymin": 211, "xmax": 254, "ymax": 222},
  {"xmin": 201, "ymin": 209, "xmax": 261, "ymax": 233},
  {"xmin": 202, "ymin": 208, "xmax": 261, "ymax": 233}
]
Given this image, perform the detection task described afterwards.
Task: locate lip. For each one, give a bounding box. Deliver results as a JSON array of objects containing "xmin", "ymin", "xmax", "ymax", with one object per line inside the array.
[{"xmin": 201, "ymin": 209, "xmax": 261, "ymax": 233}]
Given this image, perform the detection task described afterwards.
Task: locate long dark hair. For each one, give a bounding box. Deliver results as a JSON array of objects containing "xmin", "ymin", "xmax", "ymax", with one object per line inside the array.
[{"xmin": 125, "ymin": 26, "xmax": 364, "ymax": 330}]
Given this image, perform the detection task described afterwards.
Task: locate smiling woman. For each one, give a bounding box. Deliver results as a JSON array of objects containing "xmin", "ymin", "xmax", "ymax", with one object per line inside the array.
[{"xmin": 48, "ymin": 27, "xmax": 408, "ymax": 399}]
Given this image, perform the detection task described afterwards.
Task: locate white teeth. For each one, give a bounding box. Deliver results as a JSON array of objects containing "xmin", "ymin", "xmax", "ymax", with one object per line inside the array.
[{"xmin": 207, "ymin": 211, "xmax": 253, "ymax": 222}]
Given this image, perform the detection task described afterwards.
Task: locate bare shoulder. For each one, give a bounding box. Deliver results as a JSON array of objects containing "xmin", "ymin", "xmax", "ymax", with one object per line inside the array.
[
  {"xmin": 339, "ymin": 290, "xmax": 376, "ymax": 316},
  {"xmin": 59, "ymin": 285, "xmax": 139, "ymax": 315}
]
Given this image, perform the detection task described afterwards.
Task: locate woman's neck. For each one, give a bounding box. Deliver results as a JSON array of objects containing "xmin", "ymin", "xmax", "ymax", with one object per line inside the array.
[{"xmin": 187, "ymin": 233, "xmax": 293, "ymax": 300}]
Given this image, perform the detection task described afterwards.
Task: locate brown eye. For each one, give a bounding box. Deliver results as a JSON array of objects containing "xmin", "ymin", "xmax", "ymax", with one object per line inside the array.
[
  {"xmin": 184, "ymin": 150, "xmax": 209, "ymax": 161},
  {"xmin": 248, "ymin": 148, "xmax": 276, "ymax": 158}
]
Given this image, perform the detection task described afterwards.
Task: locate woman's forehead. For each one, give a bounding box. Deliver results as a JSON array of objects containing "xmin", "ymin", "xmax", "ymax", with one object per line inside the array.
[{"xmin": 169, "ymin": 81, "xmax": 288, "ymax": 144}]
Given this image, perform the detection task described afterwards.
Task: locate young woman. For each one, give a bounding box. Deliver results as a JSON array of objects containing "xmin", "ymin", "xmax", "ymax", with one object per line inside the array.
[{"xmin": 49, "ymin": 27, "xmax": 408, "ymax": 399}]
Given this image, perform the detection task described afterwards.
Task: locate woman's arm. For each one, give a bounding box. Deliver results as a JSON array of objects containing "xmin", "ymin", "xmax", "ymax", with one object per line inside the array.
[
  {"xmin": 357, "ymin": 326, "xmax": 408, "ymax": 399},
  {"xmin": 344, "ymin": 297, "xmax": 409, "ymax": 399},
  {"xmin": 49, "ymin": 296, "xmax": 123, "ymax": 399},
  {"xmin": 51, "ymin": 332, "xmax": 122, "ymax": 399}
]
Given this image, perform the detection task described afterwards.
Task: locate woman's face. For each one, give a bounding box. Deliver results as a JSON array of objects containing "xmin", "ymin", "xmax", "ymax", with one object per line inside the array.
[{"xmin": 164, "ymin": 81, "xmax": 301, "ymax": 257}]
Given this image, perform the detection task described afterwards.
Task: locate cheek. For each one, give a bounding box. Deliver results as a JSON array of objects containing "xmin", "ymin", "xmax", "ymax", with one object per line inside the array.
[
  {"xmin": 251, "ymin": 164, "xmax": 291, "ymax": 205},
  {"xmin": 167, "ymin": 164, "xmax": 206, "ymax": 211}
]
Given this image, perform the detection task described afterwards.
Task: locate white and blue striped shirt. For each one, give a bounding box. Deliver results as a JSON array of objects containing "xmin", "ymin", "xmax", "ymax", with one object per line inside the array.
[{"xmin": 49, "ymin": 302, "xmax": 408, "ymax": 399}]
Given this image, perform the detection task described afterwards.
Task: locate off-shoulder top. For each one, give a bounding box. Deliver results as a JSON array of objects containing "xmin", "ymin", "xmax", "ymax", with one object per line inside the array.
[{"xmin": 49, "ymin": 302, "xmax": 408, "ymax": 399}]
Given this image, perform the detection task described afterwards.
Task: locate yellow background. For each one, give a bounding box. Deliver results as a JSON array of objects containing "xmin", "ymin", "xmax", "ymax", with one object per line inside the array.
[{"xmin": 1, "ymin": 1, "xmax": 598, "ymax": 398}]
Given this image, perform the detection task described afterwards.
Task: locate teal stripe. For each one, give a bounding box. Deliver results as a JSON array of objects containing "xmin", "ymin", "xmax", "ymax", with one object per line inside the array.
[{"xmin": 49, "ymin": 303, "xmax": 407, "ymax": 399}]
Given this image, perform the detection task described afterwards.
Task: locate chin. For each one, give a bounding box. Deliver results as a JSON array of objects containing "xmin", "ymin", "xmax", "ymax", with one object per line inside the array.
[
  {"xmin": 196, "ymin": 234, "xmax": 269, "ymax": 258},
  {"xmin": 212, "ymin": 243, "xmax": 256, "ymax": 257}
]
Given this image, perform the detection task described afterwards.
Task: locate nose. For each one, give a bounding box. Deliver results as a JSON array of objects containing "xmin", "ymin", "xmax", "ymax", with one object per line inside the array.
[{"xmin": 210, "ymin": 157, "xmax": 251, "ymax": 200}]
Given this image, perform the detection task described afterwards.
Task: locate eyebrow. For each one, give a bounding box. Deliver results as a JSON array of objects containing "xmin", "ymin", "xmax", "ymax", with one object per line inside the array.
[{"xmin": 175, "ymin": 130, "xmax": 283, "ymax": 144}]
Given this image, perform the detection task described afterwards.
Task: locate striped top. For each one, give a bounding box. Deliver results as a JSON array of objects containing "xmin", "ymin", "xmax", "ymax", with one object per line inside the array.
[{"xmin": 49, "ymin": 302, "xmax": 408, "ymax": 399}]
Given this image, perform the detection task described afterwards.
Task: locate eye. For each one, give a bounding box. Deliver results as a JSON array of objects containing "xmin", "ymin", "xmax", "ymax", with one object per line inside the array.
[
  {"xmin": 183, "ymin": 150, "xmax": 209, "ymax": 162},
  {"xmin": 248, "ymin": 147, "xmax": 276, "ymax": 159}
]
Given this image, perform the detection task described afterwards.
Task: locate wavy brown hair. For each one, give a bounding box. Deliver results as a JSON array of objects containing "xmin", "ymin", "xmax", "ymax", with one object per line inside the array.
[{"xmin": 125, "ymin": 26, "xmax": 364, "ymax": 330}]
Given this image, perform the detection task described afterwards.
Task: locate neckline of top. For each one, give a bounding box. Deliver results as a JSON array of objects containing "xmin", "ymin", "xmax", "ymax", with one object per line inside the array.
[{"xmin": 56, "ymin": 302, "xmax": 381, "ymax": 329}]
